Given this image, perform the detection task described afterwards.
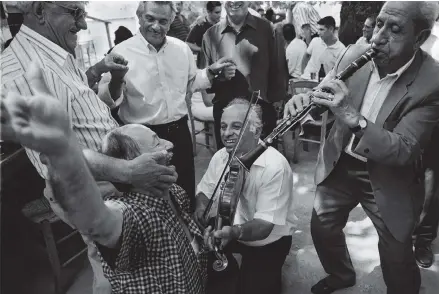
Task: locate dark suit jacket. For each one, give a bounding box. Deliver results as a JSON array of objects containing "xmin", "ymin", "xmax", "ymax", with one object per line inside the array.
[{"xmin": 315, "ymin": 44, "xmax": 439, "ymax": 242}]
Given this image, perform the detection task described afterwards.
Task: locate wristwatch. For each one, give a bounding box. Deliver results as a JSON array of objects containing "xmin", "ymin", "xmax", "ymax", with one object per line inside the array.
[
  {"xmin": 350, "ymin": 116, "xmax": 368, "ymax": 133},
  {"xmin": 207, "ymin": 66, "xmax": 221, "ymax": 79}
]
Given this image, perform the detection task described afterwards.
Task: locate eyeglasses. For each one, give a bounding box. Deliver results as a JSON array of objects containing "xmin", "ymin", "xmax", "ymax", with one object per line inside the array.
[
  {"xmin": 225, "ymin": 2, "xmax": 245, "ymax": 9},
  {"xmin": 45, "ymin": 2, "xmax": 88, "ymax": 21}
]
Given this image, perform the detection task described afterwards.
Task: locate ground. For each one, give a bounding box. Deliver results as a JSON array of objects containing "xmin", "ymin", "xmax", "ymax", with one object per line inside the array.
[{"xmin": 7, "ymin": 128, "xmax": 439, "ymax": 294}]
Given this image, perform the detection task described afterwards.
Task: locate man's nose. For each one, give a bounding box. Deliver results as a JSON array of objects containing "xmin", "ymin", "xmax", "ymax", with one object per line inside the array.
[
  {"xmin": 151, "ymin": 21, "xmax": 161, "ymax": 31},
  {"xmin": 223, "ymin": 127, "xmax": 233, "ymax": 137},
  {"xmin": 371, "ymin": 27, "xmax": 388, "ymax": 46},
  {"xmin": 76, "ymin": 17, "xmax": 87, "ymax": 30}
]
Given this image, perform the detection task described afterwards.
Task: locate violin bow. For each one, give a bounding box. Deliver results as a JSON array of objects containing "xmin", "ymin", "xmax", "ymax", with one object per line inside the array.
[{"xmin": 202, "ymin": 91, "xmax": 261, "ymax": 223}]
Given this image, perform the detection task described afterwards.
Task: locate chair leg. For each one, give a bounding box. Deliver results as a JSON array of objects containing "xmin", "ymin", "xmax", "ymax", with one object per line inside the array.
[
  {"xmin": 210, "ymin": 122, "xmax": 217, "ymax": 152},
  {"xmin": 41, "ymin": 220, "xmax": 62, "ymax": 294},
  {"xmin": 204, "ymin": 122, "xmax": 209, "ymax": 148}
]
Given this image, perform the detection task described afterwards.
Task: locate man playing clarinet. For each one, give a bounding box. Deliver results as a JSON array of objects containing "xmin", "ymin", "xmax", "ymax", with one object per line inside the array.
[{"xmin": 284, "ymin": 2, "xmax": 439, "ymax": 294}]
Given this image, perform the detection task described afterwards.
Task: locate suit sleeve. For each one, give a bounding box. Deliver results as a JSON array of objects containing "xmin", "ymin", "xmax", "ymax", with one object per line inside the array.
[
  {"xmin": 267, "ymin": 24, "xmax": 288, "ymax": 103},
  {"xmin": 352, "ymin": 93, "xmax": 439, "ymax": 165}
]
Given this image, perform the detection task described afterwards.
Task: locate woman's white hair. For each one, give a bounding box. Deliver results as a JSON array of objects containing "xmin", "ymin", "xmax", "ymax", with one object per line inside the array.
[
  {"xmin": 136, "ymin": 1, "xmax": 176, "ymax": 19},
  {"xmin": 223, "ymin": 98, "xmax": 263, "ymax": 135}
]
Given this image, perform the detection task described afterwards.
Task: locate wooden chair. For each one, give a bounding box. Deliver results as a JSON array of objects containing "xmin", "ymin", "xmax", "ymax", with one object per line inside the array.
[
  {"xmin": 194, "ymin": 118, "xmax": 217, "ymax": 154},
  {"xmin": 288, "ymin": 79, "xmax": 334, "ymax": 163},
  {"xmin": 22, "ymin": 197, "xmax": 87, "ymax": 294},
  {"xmin": 187, "ymin": 102, "xmax": 217, "ymax": 156}
]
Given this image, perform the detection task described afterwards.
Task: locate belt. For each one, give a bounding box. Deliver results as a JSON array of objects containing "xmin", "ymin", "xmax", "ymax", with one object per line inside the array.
[{"xmin": 145, "ymin": 115, "xmax": 188, "ymax": 132}]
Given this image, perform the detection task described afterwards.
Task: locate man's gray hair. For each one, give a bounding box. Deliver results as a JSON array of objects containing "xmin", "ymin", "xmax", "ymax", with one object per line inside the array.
[
  {"xmin": 101, "ymin": 129, "xmax": 141, "ymax": 160},
  {"xmin": 12, "ymin": 1, "xmax": 88, "ymax": 14},
  {"xmin": 410, "ymin": 1, "xmax": 439, "ymax": 33},
  {"xmin": 223, "ymin": 98, "xmax": 263, "ymax": 135},
  {"xmin": 136, "ymin": 1, "xmax": 176, "ymax": 18}
]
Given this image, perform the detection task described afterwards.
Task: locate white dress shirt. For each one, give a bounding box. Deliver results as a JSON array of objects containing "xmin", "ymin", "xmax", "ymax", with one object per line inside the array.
[
  {"xmin": 286, "ymin": 38, "xmax": 307, "ymax": 78},
  {"xmin": 99, "ymin": 33, "xmax": 211, "ymax": 125},
  {"xmin": 196, "ymin": 145, "xmax": 295, "ymax": 247},
  {"xmin": 345, "ymin": 54, "xmax": 416, "ymax": 161},
  {"xmin": 302, "ymin": 37, "xmax": 346, "ymax": 80}
]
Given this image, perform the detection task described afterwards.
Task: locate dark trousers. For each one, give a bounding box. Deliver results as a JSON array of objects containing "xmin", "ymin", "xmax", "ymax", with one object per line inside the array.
[
  {"xmin": 147, "ymin": 116, "xmax": 195, "ymax": 211},
  {"xmin": 206, "ymin": 236, "xmax": 292, "ymax": 294},
  {"xmin": 414, "ymin": 170, "xmax": 439, "ymax": 246},
  {"xmin": 213, "ymin": 99, "xmax": 278, "ymax": 150},
  {"xmin": 311, "ymin": 153, "xmax": 420, "ymax": 294}
]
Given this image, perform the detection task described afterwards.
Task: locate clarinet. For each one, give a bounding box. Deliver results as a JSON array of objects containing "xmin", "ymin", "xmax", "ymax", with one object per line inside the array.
[{"xmin": 237, "ymin": 48, "xmax": 377, "ymax": 170}]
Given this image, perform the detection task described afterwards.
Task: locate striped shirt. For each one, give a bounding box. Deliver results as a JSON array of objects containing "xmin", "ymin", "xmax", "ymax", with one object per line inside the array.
[
  {"xmin": 1, "ymin": 25, "xmax": 118, "ymax": 179},
  {"xmin": 292, "ymin": 2, "xmax": 320, "ymax": 38},
  {"xmin": 167, "ymin": 14, "xmax": 190, "ymax": 42}
]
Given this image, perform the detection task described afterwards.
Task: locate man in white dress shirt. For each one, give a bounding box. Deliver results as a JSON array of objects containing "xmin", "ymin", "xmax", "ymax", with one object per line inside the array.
[
  {"xmin": 99, "ymin": 1, "xmax": 234, "ymax": 209},
  {"xmin": 194, "ymin": 98, "xmax": 294, "ymax": 294},
  {"xmin": 355, "ymin": 15, "xmax": 377, "ymax": 45},
  {"xmin": 302, "ymin": 16, "xmax": 345, "ymax": 80},
  {"xmin": 283, "ymin": 23, "xmax": 307, "ymax": 79}
]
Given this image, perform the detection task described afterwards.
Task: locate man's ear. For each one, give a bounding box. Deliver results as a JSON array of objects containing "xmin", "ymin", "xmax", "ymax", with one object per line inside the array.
[
  {"xmin": 415, "ymin": 28, "xmax": 431, "ymax": 49},
  {"xmin": 32, "ymin": 2, "xmax": 46, "ymax": 24},
  {"xmin": 252, "ymin": 126, "xmax": 262, "ymax": 139}
]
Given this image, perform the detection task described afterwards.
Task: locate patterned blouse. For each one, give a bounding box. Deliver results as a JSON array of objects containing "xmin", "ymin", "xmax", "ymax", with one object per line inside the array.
[{"xmin": 97, "ymin": 185, "xmax": 208, "ymax": 294}]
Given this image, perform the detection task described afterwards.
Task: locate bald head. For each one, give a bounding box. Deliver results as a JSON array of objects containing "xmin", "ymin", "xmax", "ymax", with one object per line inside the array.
[{"xmin": 382, "ymin": 1, "xmax": 438, "ymax": 34}]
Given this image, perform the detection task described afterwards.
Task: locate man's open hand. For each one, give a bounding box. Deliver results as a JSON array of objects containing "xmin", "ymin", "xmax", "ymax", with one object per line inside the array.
[{"xmin": 127, "ymin": 151, "xmax": 178, "ymax": 197}]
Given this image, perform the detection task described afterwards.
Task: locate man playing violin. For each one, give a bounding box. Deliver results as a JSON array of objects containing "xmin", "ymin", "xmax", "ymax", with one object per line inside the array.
[
  {"xmin": 194, "ymin": 98, "xmax": 295, "ymax": 294},
  {"xmin": 284, "ymin": 2, "xmax": 439, "ymax": 294}
]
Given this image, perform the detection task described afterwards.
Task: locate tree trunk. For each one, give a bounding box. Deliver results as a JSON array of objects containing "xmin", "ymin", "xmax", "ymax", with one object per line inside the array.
[{"xmin": 338, "ymin": 1, "xmax": 385, "ymax": 46}]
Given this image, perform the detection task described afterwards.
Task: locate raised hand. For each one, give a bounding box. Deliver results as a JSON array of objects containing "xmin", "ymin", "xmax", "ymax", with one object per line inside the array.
[
  {"xmin": 312, "ymin": 79, "xmax": 361, "ymax": 128},
  {"xmin": 95, "ymin": 52, "xmax": 129, "ymax": 81},
  {"xmin": 283, "ymin": 92, "xmax": 312, "ymax": 118},
  {"xmin": 127, "ymin": 151, "xmax": 178, "ymax": 197},
  {"xmin": 3, "ymin": 63, "xmax": 72, "ymax": 155},
  {"xmin": 1, "ymin": 87, "xmax": 18, "ymax": 142},
  {"xmin": 208, "ymin": 57, "xmax": 237, "ymax": 80}
]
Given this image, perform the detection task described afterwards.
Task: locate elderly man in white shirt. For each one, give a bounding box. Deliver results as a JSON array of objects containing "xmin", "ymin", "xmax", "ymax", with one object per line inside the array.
[
  {"xmin": 355, "ymin": 15, "xmax": 377, "ymax": 45},
  {"xmin": 194, "ymin": 98, "xmax": 294, "ymax": 294},
  {"xmin": 302, "ymin": 16, "xmax": 346, "ymax": 80},
  {"xmin": 99, "ymin": 1, "xmax": 234, "ymax": 209}
]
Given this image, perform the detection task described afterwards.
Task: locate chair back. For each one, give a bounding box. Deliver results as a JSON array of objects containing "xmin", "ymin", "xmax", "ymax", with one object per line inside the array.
[
  {"xmin": 289, "ymin": 80, "xmax": 319, "ymax": 95},
  {"xmin": 287, "ymin": 79, "xmax": 334, "ymax": 163}
]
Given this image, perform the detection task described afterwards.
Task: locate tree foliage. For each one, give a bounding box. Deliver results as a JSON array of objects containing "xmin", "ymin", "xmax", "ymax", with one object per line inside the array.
[{"xmin": 338, "ymin": 1, "xmax": 384, "ymax": 46}]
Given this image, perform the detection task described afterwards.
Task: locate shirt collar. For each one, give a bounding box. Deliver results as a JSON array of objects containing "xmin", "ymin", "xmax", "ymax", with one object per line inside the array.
[
  {"xmin": 371, "ymin": 52, "xmax": 417, "ymax": 79},
  {"xmin": 220, "ymin": 12, "xmax": 257, "ymax": 34},
  {"xmin": 219, "ymin": 139, "xmax": 266, "ymax": 167},
  {"xmin": 19, "ymin": 25, "xmax": 70, "ymax": 67},
  {"xmin": 137, "ymin": 31, "xmax": 169, "ymax": 53}
]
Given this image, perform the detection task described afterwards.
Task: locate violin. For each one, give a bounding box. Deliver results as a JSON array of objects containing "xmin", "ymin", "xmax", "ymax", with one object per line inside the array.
[{"xmin": 202, "ymin": 90, "xmax": 260, "ymax": 271}]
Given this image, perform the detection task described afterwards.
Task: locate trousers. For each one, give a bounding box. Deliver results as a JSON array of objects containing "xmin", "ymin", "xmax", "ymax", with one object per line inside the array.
[
  {"xmin": 311, "ymin": 153, "xmax": 420, "ymax": 294},
  {"xmin": 147, "ymin": 116, "xmax": 196, "ymax": 211},
  {"xmin": 207, "ymin": 236, "xmax": 292, "ymax": 294}
]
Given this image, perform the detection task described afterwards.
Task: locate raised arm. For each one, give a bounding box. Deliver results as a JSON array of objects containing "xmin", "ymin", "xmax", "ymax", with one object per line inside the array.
[{"xmin": 3, "ymin": 88, "xmax": 123, "ymax": 248}]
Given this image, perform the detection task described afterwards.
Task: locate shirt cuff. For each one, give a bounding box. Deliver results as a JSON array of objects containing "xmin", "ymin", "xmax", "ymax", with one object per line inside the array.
[
  {"xmin": 98, "ymin": 81, "xmax": 124, "ymax": 109},
  {"xmin": 197, "ymin": 68, "xmax": 212, "ymax": 90},
  {"xmin": 254, "ymin": 211, "xmax": 286, "ymax": 226}
]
